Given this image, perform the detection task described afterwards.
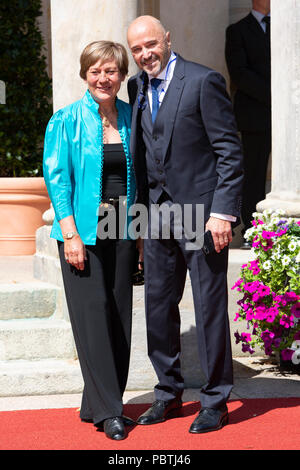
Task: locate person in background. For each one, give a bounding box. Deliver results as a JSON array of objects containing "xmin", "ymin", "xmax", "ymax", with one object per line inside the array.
[
  {"xmin": 225, "ymin": 0, "xmax": 271, "ymax": 249},
  {"xmin": 43, "ymin": 41, "xmax": 139, "ymax": 441}
]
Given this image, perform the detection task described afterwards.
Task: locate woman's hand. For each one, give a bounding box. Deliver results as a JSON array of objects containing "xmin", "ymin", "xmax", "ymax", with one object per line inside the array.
[
  {"xmin": 64, "ymin": 235, "xmax": 87, "ymax": 270},
  {"xmin": 136, "ymin": 237, "xmax": 144, "ymax": 270},
  {"xmin": 59, "ymin": 216, "xmax": 87, "ymax": 270}
]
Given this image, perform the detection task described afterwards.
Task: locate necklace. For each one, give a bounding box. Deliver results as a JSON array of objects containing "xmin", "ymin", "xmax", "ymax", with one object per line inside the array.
[
  {"xmin": 99, "ymin": 105, "xmax": 117, "ymax": 128},
  {"xmin": 99, "ymin": 106, "xmax": 118, "ymax": 144},
  {"xmin": 99, "ymin": 112, "xmax": 111, "ymax": 128}
]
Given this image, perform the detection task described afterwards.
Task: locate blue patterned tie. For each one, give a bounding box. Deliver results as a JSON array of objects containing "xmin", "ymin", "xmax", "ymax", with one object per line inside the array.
[{"xmin": 150, "ymin": 78, "xmax": 162, "ymax": 123}]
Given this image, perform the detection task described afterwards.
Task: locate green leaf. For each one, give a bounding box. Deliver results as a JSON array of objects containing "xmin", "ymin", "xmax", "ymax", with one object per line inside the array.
[{"xmin": 0, "ymin": 0, "xmax": 52, "ymax": 177}]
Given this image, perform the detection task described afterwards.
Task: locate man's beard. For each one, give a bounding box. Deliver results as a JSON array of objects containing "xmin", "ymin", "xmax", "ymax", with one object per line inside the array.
[{"xmin": 142, "ymin": 45, "xmax": 170, "ymax": 77}]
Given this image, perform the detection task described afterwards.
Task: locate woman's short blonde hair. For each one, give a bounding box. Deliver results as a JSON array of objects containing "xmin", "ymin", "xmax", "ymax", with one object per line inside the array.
[{"xmin": 79, "ymin": 40, "xmax": 129, "ymax": 79}]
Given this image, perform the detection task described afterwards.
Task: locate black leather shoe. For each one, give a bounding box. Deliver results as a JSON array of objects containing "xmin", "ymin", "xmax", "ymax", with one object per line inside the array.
[
  {"xmin": 189, "ymin": 406, "xmax": 229, "ymax": 434},
  {"xmin": 241, "ymin": 240, "xmax": 251, "ymax": 250},
  {"xmin": 103, "ymin": 417, "xmax": 126, "ymax": 440},
  {"xmin": 137, "ymin": 398, "xmax": 182, "ymax": 425},
  {"xmin": 122, "ymin": 415, "xmax": 135, "ymax": 426}
]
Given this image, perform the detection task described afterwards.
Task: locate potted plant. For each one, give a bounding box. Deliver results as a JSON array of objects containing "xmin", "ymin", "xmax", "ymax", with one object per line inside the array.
[
  {"xmin": 0, "ymin": 0, "xmax": 52, "ymax": 255},
  {"xmin": 232, "ymin": 209, "xmax": 300, "ymax": 370}
]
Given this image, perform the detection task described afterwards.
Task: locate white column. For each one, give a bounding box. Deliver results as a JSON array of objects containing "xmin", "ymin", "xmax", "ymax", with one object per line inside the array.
[
  {"xmin": 50, "ymin": 0, "xmax": 139, "ymax": 112},
  {"xmin": 160, "ymin": 0, "xmax": 230, "ymax": 79},
  {"xmin": 257, "ymin": 0, "xmax": 300, "ymax": 217}
]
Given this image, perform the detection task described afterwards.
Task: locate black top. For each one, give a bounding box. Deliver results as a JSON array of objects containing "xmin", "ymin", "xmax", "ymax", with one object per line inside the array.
[{"xmin": 102, "ymin": 143, "xmax": 127, "ymax": 199}]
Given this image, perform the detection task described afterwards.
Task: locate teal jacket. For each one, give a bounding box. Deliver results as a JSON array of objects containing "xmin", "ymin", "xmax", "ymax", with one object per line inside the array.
[{"xmin": 43, "ymin": 90, "xmax": 136, "ymax": 244}]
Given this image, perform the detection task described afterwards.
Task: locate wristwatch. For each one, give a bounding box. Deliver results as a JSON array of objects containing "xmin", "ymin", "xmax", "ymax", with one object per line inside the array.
[{"xmin": 63, "ymin": 231, "xmax": 78, "ymax": 240}]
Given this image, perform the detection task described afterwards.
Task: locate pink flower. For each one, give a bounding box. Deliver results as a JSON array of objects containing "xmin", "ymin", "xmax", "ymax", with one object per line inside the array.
[
  {"xmin": 261, "ymin": 330, "xmax": 275, "ymax": 354},
  {"xmin": 262, "ymin": 230, "xmax": 275, "ymax": 239},
  {"xmin": 252, "ymin": 293, "xmax": 261, "ymax": 302},
  {"xmin": 279, "ymin": 314, "xmax": 294, "ymax": 329},
  {"xmin": 276, "ymin": 228, "xmax": 288, "ymax": 236},
  {"xmin": 285, "ymin": 292, "xmax": 300, "ymax": 302},
  {"xmin": 281, "ymin": 349, "xmax": 294, "ymax": 361},
  {"xmin": 249, "ymin": 260, "xmax": 261, "ymax": 275},
  {"xmin": 242, "ymin": 343, "xmax": 255, "ymax": 354},
  {"xmin": 243, "ymin": 281, "xmax": 260, "ymax": 293},
  {"xmin": 273, "ymin": 294, "xmax": 287, "ymax": 307},
  {"xmin": 246, "ymin": 309, "xmax": 255, "ymax": 321},
  {"xmin": 255, "ymin": 306, "xmax": 268, "ymax": 320},
  {"xmin": 231, "ymin": 278, "xmax": 243, "ymax": 290},
  {"xmin": 252, "ymin": 219, "xmax": 264, "ymax": 228},
  {"xmin": 257, "ymin": 284, "xmax": 271, "ymax": 297},
  {"xmin": 252, "ymin": 235, "xmax": 261, "ymax": 248},
  {"xmin": 266, "ymin": 306, "xmax": 279, "ymax": 323},
  {"xmin": 291, "ymin": 303, "xmax": 300, "ymax": 319},
  {"xmin": 262, "ymin": 239, "xmax": 274, "ymax": 251},
  {"xmin": 241, "ymin": 332, "xmax": 252, "ymax": 343},
  {"xmin": 234, "ymin": 331, "xmax": 241, "ymax": 343}
]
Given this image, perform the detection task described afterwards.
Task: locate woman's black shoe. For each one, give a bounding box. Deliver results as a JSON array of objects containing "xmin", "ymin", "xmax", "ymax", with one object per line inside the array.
[{"xmin": 103, "ymin": 417, "xmax": 126, "ymax": 440}]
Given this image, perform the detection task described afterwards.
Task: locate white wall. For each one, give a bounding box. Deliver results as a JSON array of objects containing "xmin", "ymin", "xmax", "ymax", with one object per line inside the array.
[
  {"xmin": 50, "ymin": 0, "xmax": 139, "ymax": 111},
  {"xmin": 160, "ymin": 0, "xmax": 230, "ymax": 78}
]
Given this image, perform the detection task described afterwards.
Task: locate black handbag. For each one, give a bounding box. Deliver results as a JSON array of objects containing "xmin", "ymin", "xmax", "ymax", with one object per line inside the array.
[{"xmin": 132, "ymin": 249, "xmax": 144, "ymax": 286}]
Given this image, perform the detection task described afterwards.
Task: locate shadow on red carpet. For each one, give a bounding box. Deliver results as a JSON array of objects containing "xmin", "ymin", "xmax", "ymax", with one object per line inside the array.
[{"xmin": 0, "ymin": 398, "xmax": 299, "ymax": 450}]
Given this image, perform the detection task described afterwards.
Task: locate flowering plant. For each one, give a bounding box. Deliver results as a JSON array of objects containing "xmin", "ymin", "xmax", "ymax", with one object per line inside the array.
[{"xmin": 232, "ymin": 209, "xmax": 300, "ymax": 363}]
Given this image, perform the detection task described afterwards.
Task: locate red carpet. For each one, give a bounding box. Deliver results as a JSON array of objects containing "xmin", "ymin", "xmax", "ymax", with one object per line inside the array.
[{"xmin": 0, "ymin": 398, "xmax": 299, "ymax": 450}]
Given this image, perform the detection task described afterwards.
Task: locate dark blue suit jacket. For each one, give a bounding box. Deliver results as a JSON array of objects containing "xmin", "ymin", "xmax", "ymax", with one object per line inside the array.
[{"xmin": 128, "ymin": 54, "xmax": 243, "ymax": 224}]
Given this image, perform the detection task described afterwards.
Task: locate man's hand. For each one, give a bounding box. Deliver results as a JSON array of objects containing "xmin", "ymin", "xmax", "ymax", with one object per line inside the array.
[{"xmin": 205, "ymin": 217, "xmax": 232, "ymax": 253}]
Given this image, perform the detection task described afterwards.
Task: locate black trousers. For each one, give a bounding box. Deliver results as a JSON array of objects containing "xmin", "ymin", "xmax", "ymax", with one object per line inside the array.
[
  {"xmin": 241, "ymin": 130, "xmax": 272, "ymax": 234},
  {"xmin": 144, "ymin": 197, "xmax": 233, "ymax": 410},
  {"xmin": 58, "ymin": 237, "xmax": 135, "ymax": 425}
]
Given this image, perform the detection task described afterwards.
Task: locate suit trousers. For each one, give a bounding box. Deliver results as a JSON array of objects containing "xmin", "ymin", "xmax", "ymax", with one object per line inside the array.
[
  {"xmin": 241, "ymin": 130, "xmax": 272, "ymax": 234},
  {"xmin": 144, "ymin": 197, "xmax": 233, "ymax": 410},
  {"xmin": 58, "ymin": 237, "xmax": 135, "ymax": 425}
]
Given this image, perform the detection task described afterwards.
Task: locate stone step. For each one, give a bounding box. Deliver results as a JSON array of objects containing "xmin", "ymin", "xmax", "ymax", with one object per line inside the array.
[
  {"xmin": 0, "ymin": 248, "xmax": 259, "ymax": 397},
  {"xmin": 0, "ymin": 359, "xmax": 83, "ymax": 397},
  {"xmin": 0, "ymin": 318, "xmax": 76, "ymax": 361},
  {"xmin": 0, "ymin": 282, "xmax": 61, "ymax": 320}
]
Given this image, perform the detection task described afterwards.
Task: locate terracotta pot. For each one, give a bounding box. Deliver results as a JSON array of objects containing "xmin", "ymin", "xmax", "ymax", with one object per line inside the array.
[{"xmin": 0, "ymin": 177, "xmax": 51, "ymax": 255}]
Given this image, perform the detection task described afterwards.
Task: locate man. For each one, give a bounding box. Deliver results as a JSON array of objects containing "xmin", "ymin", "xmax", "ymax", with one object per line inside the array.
[
  {"xmin": 127, "ymin": 16, "xmax": 243, "ymax": 433},
  {"xmin": 225, "ymin": 0, "xmax": 271, "ymax": 249}
]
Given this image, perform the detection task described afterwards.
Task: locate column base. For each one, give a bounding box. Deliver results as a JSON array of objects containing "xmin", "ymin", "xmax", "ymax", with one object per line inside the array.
[{"xmin": 257, "ymin": 192, "xmax": 300, "ymax": 218}]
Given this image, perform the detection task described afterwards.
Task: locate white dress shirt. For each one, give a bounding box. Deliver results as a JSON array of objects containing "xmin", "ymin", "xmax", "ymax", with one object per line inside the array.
[
  {"xmin": 251, "ymin": 9, "xmax": 270, "ymax": 32},
  {"xmin": 146, "ymin": 52, "xmax": 236, "ymax": 223}
]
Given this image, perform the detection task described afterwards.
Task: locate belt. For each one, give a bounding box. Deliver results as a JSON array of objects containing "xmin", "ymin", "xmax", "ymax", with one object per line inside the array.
[{"xmin": 100, "ymin": 197, "xmax": 127, "ymax": 209}]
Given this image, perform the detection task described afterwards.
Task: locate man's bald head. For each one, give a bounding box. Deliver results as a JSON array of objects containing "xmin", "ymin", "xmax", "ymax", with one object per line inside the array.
[
  {"xmin": 127, "ymin": 15, "xmax": 167, "ymax": 39},
  {"xmin": 127, "ymin": 15, "xmax": 171, "ymax": 77}
]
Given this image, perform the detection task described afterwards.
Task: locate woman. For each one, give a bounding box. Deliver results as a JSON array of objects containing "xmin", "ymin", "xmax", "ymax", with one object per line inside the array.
[{"xmin": 43, "ymin": 41, "xmax": 140, "ymax": 441}]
